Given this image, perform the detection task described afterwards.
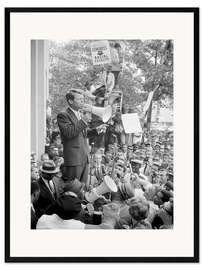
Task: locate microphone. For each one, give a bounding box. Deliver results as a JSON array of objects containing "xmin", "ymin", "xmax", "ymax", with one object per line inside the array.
[{"xmin": 90, "ymin": 142, "xmax": 95, "ymax": 155}]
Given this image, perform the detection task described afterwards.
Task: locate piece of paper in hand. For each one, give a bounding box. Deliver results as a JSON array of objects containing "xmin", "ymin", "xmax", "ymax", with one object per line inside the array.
[{"xmin": 121, "ymin": 113, "xmax": 142, "ymax": 134}]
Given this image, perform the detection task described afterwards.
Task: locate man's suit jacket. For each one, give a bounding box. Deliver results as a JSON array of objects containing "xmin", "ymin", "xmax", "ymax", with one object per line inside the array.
[
  {"xmin": 57, "ymin": 107, "xmax": 89, "ymax": 166},
  {"xmin": 31, "ymin": 207, "xmax": 38, "ymax": 229},
  {"xmin": 52, "ymin": 176, "xmax": 65, "ymax": 198},
  {"xmin": 33, "ymin": 177, "xmax": 56, "ymax": 217}
]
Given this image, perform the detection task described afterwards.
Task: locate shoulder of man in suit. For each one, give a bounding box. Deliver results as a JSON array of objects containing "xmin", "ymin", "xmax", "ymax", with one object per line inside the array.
[
  {"xmin": 58, "ymin": 110, "xmax": 68, "ymax": 116},
  {"xmin": 64, "ymin": 191, "xmax": 78, "ymax": 198}
]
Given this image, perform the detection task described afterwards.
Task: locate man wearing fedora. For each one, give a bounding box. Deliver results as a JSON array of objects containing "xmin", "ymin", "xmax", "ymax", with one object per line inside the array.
[
  {"xmin": 57, "ymin": 89, "xmax": 91, "ymax": 185},
  {"xmin": 34, "ymin": 160, "xmax": 59, "ymax": 217}
]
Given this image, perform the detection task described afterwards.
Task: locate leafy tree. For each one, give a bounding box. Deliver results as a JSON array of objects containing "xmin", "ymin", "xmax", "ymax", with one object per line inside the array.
[{"xmin": 48, "ymin": 39, "xmax": 173, "ymax": 120}]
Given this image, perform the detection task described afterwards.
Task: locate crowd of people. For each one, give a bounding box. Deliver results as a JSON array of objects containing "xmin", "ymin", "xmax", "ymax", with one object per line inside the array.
[
  {"xmin": 31, "ymin": 40, "xmax": 173, "ymax": 230},
  {"xmin": 31, "ymin": 112, "xmax": 173, "ymax": 230}
]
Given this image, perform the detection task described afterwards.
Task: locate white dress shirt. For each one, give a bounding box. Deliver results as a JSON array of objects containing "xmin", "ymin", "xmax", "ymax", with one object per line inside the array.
[
  {"xmin": 69, "ymin": 107, "xmax": 81, "ymax": 120},
  {"xmin": 36, "ymin": 214, "xmax": 85, "ymax": 229}
]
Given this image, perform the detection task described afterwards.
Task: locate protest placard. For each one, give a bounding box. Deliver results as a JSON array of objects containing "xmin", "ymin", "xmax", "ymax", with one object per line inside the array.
[
  {"xmin": 121, "ymin": 113, "xmax": 143, "ymax": 134},
  {"xmin": 91, "ymin": 40, "xmax": 111, "ymax": 65}
]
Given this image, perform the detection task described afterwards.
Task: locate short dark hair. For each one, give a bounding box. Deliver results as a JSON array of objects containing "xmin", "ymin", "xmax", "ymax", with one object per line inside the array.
[
  {"xmin": 55, "ymin": 194, "xmax": 82, "ymax": 219},
  {"xmin": 129, "ymin": 200, "xmax": 149, "ymax": 221},
  {"xmin": 51, "ymin": 131, "xmax": 60, "ymax": 143},
  {"xmin": 66, "ymin": 92, "xmax": 75, "ymax": 103},
  {"xmin": 66, "ymin": 89, "xmax": 83, "ymax": 103},
  {"xmin": 114, "ymin": 42, "xmax": 121, "ymax": 49},
  {"xmin": 31, "ymin": 180, "xmax": 40, "ymax": 195}
]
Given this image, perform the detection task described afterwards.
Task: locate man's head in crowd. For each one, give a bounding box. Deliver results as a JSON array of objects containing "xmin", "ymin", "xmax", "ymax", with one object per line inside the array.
[
  {"xmin": 140, "ymin": 148, "xmax": 146, "ymax": 157},
  {"xmin": 66, "ymin": 89, "xmax": 85, "ymax": 111},
  {"xmin": 163, "ymin": 197, "xmax": 173, "ymax": 215},
  {"xmin": 145, "ymin": 149, "xmax": 152, "ymax": 159},
  {"xmin": 158, "ymin": 168, "xmax": 168, "ymax": 185},
  {"xmin": 122, "ymin": 104, "xmax": 130, "ymax": 114},
  {"xmin": 162, "ymin": 153, "xmax": 169, "ymax": 163},
  {"xmin": 153, "ymin": 189, "xmax": 173, "ymax": 207},
  {"xmin": 151, "ymin": 162, "xmax": 160, "ymax": 174},
  {"xmin": 130, "ymin": 159, "xmax": 142, "ymax": 174},
  {"xmin": 114, "ymin": 162, "xmax": 126, "ymax": 180},
  {"xmin": 49, "ymin": 146, "xmax": 59, "ymax": 160},
  {"xmin": 63, "ymin": 178, "xmax": 85, "ymax": 201},
  {"xmin": 46, "ymin": 137, "xmax": 50, "ymax": 145},
  {"xmin": 31, "ymin": 152, "xmax": 37, "ymax": 162},
  {"xmin": 54, "ymin": 193, "xmax": 82, "ymax": 220},
  {"xmin": 31, "ymin": 161, "xmax": 38, "ymax": 171},
  {"xmin": 154, "ymin": 173, "xmax": 163, "ymax": 185},
  {"xmin": 52, "ymin": 133, "xmax": 62, "ymax": 146},
  {"xmin": 41, "ymin": 160, "xmax": 58, "ymax": 181},
  {"xmin": 145, "ymin": 142, "xmax": 151, "ymax": 150},
  {"xmin": 41, "ymin": 153, "xmax": 49, "ymax": 163},
  {"xmin": 160, "ymin": 144, "xmax": 165, "ymax": 152},
  {"xmin": 105, "ymin": 151, "xmax": 113, "ymax": 163},
  {"xmin": 128, "ymin": 197, "xmax": 150, "ymax": 222},
  {"xmin": 133, "ymin": 144, "xmax": 139, "ymax": 152},
  {"xmin": 144, "ymin": 185, "xmax": 161, "ymax": 201},
  {"xmin": 164, "ymin": 181, "xmax": 173, "ymax": 192},
  {"xmin": 31, "ymin": 180, "xmax": 40, "ymax": 204},
  {"xmin": 31, "ymin": 167, "xmax": 39, "ymax": 181},
  {"xmin": 168, "ymin": 173, "xmax": 174, "ymax": 182},
  {"xmin": 121, "ymin": 144, "xmax": 128, "ymax": 153},
  {"xmin": 107, "ymin": 144, "xmax": 114, "ymax": 154},
  {"xmin": 52, "ymin": 147, "xmax": 59, "ymax": 156}
]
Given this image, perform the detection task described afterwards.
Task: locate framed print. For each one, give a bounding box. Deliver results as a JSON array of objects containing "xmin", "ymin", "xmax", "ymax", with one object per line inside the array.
[{"xmin": 5, "ymin": 7, "xmax": 199, "ymax": 262}]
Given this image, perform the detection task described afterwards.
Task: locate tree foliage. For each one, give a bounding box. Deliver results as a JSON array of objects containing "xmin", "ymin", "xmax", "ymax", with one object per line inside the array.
[{"xmin": 49, "ymin": 39, "xmax": 173, "ymax": 118}]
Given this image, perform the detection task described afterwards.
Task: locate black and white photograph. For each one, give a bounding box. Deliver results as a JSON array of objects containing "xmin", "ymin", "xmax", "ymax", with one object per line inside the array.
[
  {"xmin": 31, "ymin": 39, "xmax": 174, "ymax": 230},
  {"xmin": 5, "ymin": 7, "xmax": 198, "ymax": 262}
]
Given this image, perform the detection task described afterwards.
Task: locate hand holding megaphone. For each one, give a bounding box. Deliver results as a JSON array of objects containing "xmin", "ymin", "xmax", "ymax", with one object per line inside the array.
[
  {"xmin": 82, "ymin": 103, "xmax": 92, "ymax": 113},
  {"xmin": 108, "ymin": 92, "xmax": 120, "ymax": 105},
  {"xmin": 86, "ymin": 203, "xmax": 94, "ymax": 216},
  {"xmin": 95, "ymin": 195, "xmax": 111, "ymax": 205}
]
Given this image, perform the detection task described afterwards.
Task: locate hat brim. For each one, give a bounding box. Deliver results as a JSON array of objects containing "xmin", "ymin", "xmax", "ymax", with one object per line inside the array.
[
  {"xmin": 131, "ymin": 160, "xmax": 143, "ymax": 165},
  {"xmin": 41, "ymin": 168, "xmax": 59, "ymax": 174}
]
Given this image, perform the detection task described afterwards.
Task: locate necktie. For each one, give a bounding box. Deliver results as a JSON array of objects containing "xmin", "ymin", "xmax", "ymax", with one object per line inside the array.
[
  {"xmin": 79, "ymin": 111, "xmax": 87, "ymax": 137},
  {"xmin": 48, "ymin": 180, "xmax": 56, "ymax": 199}
]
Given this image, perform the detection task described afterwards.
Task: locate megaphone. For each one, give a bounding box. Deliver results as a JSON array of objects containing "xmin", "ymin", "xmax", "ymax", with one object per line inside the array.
[
  {"xmin": 91, "ymin": 105, "xmax": 112, "ymax": 123},
  {"xmin": 85, "ymin": 175, "xmax": 118, "ymax": 203}
]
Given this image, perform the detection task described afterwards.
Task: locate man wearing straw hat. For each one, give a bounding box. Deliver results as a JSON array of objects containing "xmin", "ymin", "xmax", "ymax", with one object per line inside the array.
[
  {"xmin": 34, "ymin": 160, "xmax": 59, "ymax": 217},
  {"xmin": 57, "ymin": 89, "xmax": 91, "ymax": 185}
]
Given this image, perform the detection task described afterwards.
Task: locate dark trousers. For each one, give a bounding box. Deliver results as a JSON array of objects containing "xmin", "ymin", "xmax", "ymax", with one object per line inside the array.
[
  {"xmin": 88, "ymin": 129, "xmax": 105, "ymax": 150},
  {"xmin": 62, "ymin": 158, "xmax": 89, "ymax": 185}
]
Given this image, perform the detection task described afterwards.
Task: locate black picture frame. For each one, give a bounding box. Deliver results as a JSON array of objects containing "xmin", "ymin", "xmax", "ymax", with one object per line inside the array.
[{"xmin": 5, "ymin": 7, "xmax": 199, "ymax": 263}]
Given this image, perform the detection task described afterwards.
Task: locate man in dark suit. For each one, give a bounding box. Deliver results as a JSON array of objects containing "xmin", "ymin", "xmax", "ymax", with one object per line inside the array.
[
  {"xmin": 31, "ymin": 180, "xmax": 40, "ymax": 229},
  {"xmin": 34, "ymin": 160, "xmax": 59, "ymax": 217},
  {"xmin": 57, "ymin": 89, "xmax": 90, "ymax": 185}
]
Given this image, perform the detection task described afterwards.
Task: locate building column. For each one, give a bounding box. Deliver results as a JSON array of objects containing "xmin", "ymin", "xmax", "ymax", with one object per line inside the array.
[{"xmin": 31, "ymin": 40, "xmax": 49, "ymax": 160}]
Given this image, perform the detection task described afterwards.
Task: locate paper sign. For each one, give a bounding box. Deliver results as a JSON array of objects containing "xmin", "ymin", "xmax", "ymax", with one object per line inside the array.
[
  {"xmin": 121, "ymin": 113, "xmax": 143, "ymax": 134},
  {"xmin": 91, "ymin": 40, "xmax": 111, "ymax": 65}
]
